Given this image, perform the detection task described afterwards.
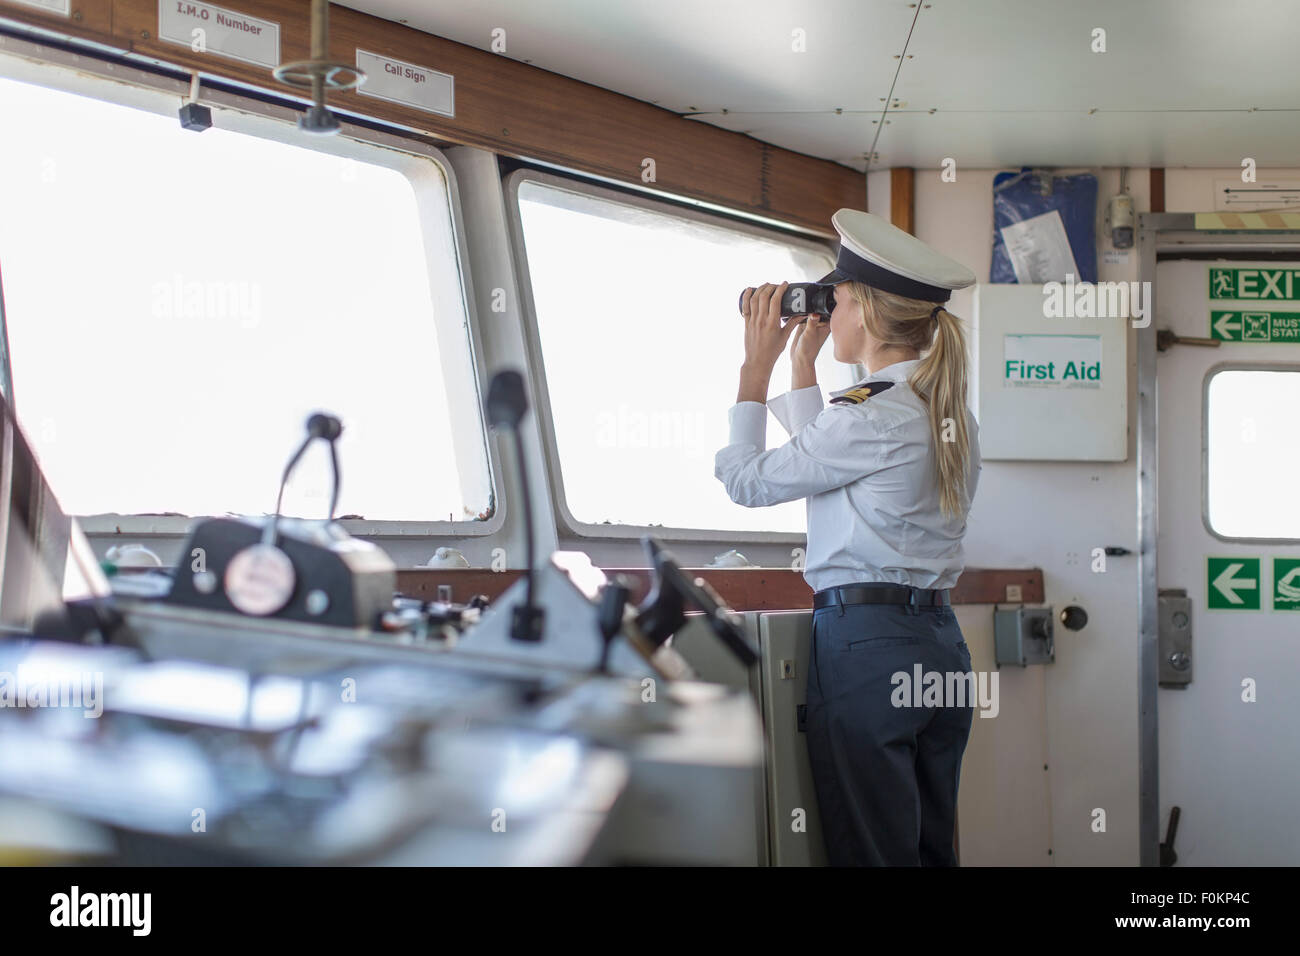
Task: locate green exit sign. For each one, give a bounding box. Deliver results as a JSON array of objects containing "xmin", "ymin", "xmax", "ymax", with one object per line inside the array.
[
  {"xmin": 1210, "ymin": 311, "xmax": 1300, "ymax": 342},
  {"xmin": 1209, "ymin": 267, "xmax": 1300, "ymax": 300}
]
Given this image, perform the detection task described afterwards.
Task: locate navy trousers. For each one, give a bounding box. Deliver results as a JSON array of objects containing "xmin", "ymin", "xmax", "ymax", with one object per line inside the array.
[{"xmin": 804, "ymin": 598, "xmax": 975, "ymax": 866}]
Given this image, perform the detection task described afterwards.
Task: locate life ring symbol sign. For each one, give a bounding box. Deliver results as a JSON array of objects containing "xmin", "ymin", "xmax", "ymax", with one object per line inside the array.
[{"xmin": 1275, "ymin": 561, "xmax": 1300, "ymax": 609}]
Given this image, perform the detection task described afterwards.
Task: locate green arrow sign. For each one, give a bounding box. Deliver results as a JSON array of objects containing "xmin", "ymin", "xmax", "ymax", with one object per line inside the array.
[
  {"xmin": 1210, "ymin": 310, "xmax": 1300, "ymax": 342},
  {"xmin": 1207, "ymin": 557, "xmax": 1261, "ymax": 610},
  {"xmin": 1210, "ymin": 267, "xmax": 1300, "ymax": 300},
  {"xmin": 1273, "ymin": 558, "xmax": 1300, "ymax": 611}
]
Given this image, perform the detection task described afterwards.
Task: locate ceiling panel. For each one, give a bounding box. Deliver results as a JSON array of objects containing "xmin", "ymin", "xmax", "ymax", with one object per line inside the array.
[
  {"xmin": 894, "ymin": 0, "xmax": 1300, "ymax": 112},
  {"xmin": 342, "ymin": 0, "xmax": 911, "ymax": 114},
  {"xmin": 338, "ymin": 0, "xmax": 1300, "ymax": 169},
  {"xmin": 874, "ymin": 109, "xmax": 1300, "ymax": 170}
]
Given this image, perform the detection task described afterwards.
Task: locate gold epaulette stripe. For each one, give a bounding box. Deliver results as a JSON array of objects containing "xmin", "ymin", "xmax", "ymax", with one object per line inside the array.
[{"xmin": 830, "ymin": 386, "xmax": 875, "ymax": 405}]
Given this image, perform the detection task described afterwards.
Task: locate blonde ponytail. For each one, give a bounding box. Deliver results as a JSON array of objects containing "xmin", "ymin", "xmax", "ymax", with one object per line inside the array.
[
  {"xmin": 908, "ymin": 307, "xmax": 971, "ymax": 519},
  {"xmin": 847, "ymin": 283, "xmax": 973, "ymax": 519}
]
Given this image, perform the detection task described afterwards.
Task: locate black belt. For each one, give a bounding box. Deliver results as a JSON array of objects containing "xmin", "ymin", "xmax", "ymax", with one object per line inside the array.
[{"xmin": 813, "ymin": 582, "xmax": 951, "ymax": 610}]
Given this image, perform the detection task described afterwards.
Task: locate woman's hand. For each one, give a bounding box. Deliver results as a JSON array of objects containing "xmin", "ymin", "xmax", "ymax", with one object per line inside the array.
[
  {"xmin": 740, "ymin": 282, "xmax": 797, "ymax": 374},
  {"xmin": 789, "ymin": 314, "xmax": 831, "ymax": 383}
]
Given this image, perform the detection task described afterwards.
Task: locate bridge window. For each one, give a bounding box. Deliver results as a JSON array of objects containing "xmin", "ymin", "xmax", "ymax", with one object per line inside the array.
[
  {"xmin": 510, "ymin": 174, "xmax": 854, "ymax": 534},
  {"xmin": 1205, "ymin": 367, "xmax": 1300, "ymax": 540},
  {"xmin": 0, "ymin": 69, "xmax": 490, "ymax": 529}
]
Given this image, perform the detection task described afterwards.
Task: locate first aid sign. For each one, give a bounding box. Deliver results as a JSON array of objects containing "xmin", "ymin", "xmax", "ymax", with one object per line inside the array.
[{"xmin": 1003, "ymin": 334, "xmax": 1102, "ymax": 388}]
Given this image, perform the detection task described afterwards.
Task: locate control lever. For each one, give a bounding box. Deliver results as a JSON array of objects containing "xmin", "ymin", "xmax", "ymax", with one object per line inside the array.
[
  {"xmin": 269, "ymin": 413, "xmax": 343, "ymax": 540},
  {"xmin": 484, "ymin": 369, "xmax": 544, "ymax": 642},
  {"xmin": 634, "ymin": 536, "xmax": 759, "ymax": 667},
  {"xmin": 1159, "ymin": 806, "xmax": 1181, "ymax": 866},
  {"xmin": 596, "ymin": 577, "xmax": 633, "ymax": 673},
  {"xmin": 225, "ymin": 412, "xmax": 343, "ymax": 618}
]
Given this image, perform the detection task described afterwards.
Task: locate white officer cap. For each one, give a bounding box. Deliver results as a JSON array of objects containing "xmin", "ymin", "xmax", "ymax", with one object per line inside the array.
[{"xmin": 818, "ymin": 209, "xmax": 976, "ymax": 303}]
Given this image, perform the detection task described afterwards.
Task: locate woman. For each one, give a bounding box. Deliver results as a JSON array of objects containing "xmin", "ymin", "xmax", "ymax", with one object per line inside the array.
[{"xmin": 716, "ymin": 209, "xmax": 981, "ymax": 866}]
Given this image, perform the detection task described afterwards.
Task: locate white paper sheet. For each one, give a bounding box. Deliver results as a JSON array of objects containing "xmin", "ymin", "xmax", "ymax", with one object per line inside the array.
[{"xmin": 1000, "ymin": 209, "xmax": 1079, "ymax": 283}]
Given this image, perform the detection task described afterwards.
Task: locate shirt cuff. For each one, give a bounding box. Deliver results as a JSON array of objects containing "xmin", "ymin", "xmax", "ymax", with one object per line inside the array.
[
  {"xmin": 767, "ymin": 385, "xmax": 824, "ymax": 435},
  {"xmin": 727, "ymin": 401, "xmax": 768, "ymax": 451}
]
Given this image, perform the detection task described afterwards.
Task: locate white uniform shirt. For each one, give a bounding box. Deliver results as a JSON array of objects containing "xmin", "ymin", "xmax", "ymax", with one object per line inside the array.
[{"xmin": 714, "ymin": 358, "xmax": 981, "ymax": 593}]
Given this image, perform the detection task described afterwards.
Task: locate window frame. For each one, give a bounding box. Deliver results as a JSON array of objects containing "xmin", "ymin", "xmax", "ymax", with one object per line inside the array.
[
  {"xmin": 1201, "ymin": 360, "xmax": 1300, "ymax": 544},
  {"xmin": 0, "ymin": 39, "xmax": 503, "ymax": 541},
  {"xmin": 504, "ymin": 168, "xmax": 840, "ymax": 544}
]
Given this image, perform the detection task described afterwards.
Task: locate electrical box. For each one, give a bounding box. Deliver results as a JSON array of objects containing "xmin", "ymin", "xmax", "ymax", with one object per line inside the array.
[
  {"xmin": 994, "ymin": 606, "xmax": 1055, "ymax": 667},
  {"xmin": 973, "ymin": 283, "xmax": 1128, "ymax": 461},
  {"xmin": 674, "ymin": 610, "xmax": 826, "ymax": 866},
  {"xmin": 754, "ymin": 611, "xmax": 827, "ymax": 867}
]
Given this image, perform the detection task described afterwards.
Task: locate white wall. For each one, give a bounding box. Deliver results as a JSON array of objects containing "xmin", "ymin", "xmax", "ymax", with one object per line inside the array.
[
  {"xmin": 893, "ymin": 166, "xmax": 1130, "ymax": 864},
  {"xmin": 891, "ymin": 165, "xmax": 1300, "ymax": 865}
]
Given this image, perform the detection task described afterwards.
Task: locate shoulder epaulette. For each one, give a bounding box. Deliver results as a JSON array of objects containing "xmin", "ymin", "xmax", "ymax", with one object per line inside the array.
[{"xmin": 829, "ymin": 380, "xmax": 895, "ymax": 406}]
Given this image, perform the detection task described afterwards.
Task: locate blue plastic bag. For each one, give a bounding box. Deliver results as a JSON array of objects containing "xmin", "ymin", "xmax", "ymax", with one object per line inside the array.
[{"xmin": 991, "ymin": 168, "xmax": 1098, "ymax": 284}]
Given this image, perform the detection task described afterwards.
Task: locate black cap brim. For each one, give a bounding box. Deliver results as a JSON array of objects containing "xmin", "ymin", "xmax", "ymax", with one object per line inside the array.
[{"xmin": 819, "ymin": 247, "xmax": 951, "ymax": 302}]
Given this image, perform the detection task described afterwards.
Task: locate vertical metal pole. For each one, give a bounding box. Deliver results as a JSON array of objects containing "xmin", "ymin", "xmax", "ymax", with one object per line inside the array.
[
  {"xmin": 0, "ymin": 262, "xmax": 13, "ymax": 408},
  {"xmin": 309, "ymin": 0, "xmax": 328, "ymax": 59},
  {"xmin": 1136, "ymin": 213, "xmax": 1160, "ymax": 866},
  {"xmin": 309, "ymin": 0, "xmax": 327, "ymax": 105}
]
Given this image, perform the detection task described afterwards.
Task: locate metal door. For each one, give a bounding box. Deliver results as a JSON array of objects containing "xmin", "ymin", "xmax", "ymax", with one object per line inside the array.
[{"xmin": 1154, "ymin": 255, "xmax": 1300, "ymax": 865}]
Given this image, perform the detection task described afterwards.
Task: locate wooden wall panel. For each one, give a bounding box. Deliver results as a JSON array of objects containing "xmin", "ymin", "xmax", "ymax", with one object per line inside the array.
[
  {"xmin": 330, "ymin": 5, "xmax": 861, "ymax": 235},
  {"xmin": 890, "ymin": 166, "xmax": 914, "ymax": 233},
  {"xmin": 2, "ymin": 0, "xmax": 864, "ymax": 236},
  {"xmin": 113, "ymin": 0, "xmax": 313, "ymax": 79},
  {"xmin": 0, "ymin": 0, "xmax": 114, "ymax": 45}
]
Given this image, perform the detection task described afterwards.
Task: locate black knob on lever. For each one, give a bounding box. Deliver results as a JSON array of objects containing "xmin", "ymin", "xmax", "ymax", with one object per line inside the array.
[
  {"xmin": 486, "ymin": 370, "xmax": 528, "ymax": 428},
  {"xmin": 307, "ymin": 413, "xmax": 343, "ymax": 441}
]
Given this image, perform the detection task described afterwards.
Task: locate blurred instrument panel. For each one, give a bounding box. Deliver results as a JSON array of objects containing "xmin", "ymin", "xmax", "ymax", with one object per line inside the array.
[{"xmin": 0, "ymin": 385, "xmax": 763, "ymax": 866}]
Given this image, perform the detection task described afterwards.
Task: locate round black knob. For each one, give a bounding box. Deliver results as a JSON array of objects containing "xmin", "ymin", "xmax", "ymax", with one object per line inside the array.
[
  {"xmin": 1060, "ymin": 605, "xmax": 1089, "ymax": 631},
  {"xmin": 307, "ymin": 412, "xmax": 343, "ymax": 440}
]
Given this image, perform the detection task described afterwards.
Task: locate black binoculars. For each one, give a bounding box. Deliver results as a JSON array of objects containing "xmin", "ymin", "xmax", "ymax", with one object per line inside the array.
[{"xmin": 738, "ymin": 282, "xmax": 836, "ymax": 320}]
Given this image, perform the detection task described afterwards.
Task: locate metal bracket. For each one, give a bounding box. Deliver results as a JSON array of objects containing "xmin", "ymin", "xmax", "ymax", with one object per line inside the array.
[
  {"xmin": 1158, "ymin": 588, "xmax": 1193, "ymax": 686},
  {"xmin": 271, "ymin": 0, "xmax": 366, "ymax": 135},
  {"xmin": 1156, "ymin": 328, "xmax": 1222, "ymax": 352}
]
